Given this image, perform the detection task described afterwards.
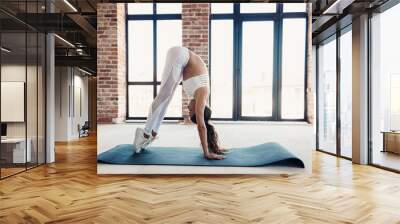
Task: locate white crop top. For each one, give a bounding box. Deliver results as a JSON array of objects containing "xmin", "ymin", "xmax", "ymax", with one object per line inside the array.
[{"xmin": 182, "ymin": 74, "xmax": 209, "ymax": 99}]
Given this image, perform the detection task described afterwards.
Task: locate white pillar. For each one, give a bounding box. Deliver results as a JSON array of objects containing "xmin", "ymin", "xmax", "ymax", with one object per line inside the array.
[
  {"xmin": 46, "ymin": 32, "xmax": 55, "ymax": 163},
  {"xmin": 352, "ymin": 14, "xmax": 369, "ymax": 164}
]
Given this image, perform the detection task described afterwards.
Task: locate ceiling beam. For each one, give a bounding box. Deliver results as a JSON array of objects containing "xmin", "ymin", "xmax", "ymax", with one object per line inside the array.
[
  {"xmin": 322, "ymin": 0, "xmax": 356, "ymax": 14},
  {"xmin": 66, "ymin": 13, "xmax": 97, "ymax": 46},
  {"xmin": 55, "ymin": 55, "xmax": 96, "ymax": 71}
]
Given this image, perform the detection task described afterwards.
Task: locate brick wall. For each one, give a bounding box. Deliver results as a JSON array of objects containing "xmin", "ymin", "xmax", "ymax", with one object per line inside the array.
[
  {"xmin": 181, "ymin": 3, "xmax": 210, "ymax": 123},
  {"xmin": 97, "ymin": 3, "xmax": 126, "ymax": 124}
]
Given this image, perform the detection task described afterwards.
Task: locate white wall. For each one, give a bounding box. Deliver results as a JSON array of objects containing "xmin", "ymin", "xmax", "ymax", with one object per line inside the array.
[
  {"xmin": 55, "ymin": 66, "xmax": 89, "ymax": 141},
  {"xmin": 55, "ymin": 66, "xmax": 69, "ymax": 141},
  {"xmin": 72, "ymin": 73, "xmax": 89, "ymax": 138}
]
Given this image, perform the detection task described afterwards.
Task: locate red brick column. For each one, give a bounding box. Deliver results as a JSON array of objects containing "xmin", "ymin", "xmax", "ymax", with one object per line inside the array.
[
  {"xmin": 97, "ymin": 3, "xmax": 126, "ymax": 124},
  {"xmin": 182, "ymin": 3, "xmax": 210, "ymax": 123},
  {"xmin": 181, "ymin": 3, "xmax": 210, "ymax": 123}
]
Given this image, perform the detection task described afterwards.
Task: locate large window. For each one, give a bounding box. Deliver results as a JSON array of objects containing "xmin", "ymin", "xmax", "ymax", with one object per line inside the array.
[
  {"xmin": 316, "ymin": 26, "xmax": 353, "ymax": 158},
  {"xmin": 370, "ymin": 4, "xmax": 400, "ymax": 171},
  {"xmin": 210, "ymin": 3, "xmax": 308, "ymax": 120},
  {"xmin": 127, "ymin": 3, "xmax": 308, "ymax": 121},
  {"xmin": 127, "ymin": 3, "xmax": 182, "ymax": 119}
]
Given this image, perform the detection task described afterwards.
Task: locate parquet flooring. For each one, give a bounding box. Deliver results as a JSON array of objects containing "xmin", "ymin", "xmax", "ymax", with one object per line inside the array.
[{"xmin": 1, "ymin": 134, "xmax": 400, "ymax": 223}]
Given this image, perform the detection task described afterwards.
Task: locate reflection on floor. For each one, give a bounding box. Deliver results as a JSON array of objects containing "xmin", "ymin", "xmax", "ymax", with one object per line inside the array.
[
  {"xmin": 0, "ymin": 162, "xmax": 43, "ymax": 179},
  {"xmin": 373, "ymin": 150, "xmax": 400, "ymax": 171},
  {"xmin": 0, "ymin": 167, "xmax": 25, "ymax": 177},
  {"xmin": 1, "ymin": 135, "xmax": 400, "ymax": 223}
]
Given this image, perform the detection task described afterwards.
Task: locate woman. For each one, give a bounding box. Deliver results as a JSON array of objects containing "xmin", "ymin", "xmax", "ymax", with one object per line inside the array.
[{"xmin": 134, "ymin": 46, "xmax": 225, "ymax": 160}]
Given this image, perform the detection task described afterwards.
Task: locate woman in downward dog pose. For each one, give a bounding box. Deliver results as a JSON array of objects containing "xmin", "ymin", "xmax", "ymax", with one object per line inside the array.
[{"xmin": 133, "ymin": 46, "xmax": 227, "ymax": 160}]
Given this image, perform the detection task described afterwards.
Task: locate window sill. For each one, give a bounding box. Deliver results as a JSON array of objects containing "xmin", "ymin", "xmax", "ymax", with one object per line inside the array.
[{"xmin": 125, "ymin": 119, "xmax": 311, "ymax": 126}]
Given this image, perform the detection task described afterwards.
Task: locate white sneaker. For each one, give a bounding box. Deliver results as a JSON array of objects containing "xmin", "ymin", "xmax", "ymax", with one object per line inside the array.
[{"xmin": 133, "ymin": 128, "xmax": 150, "ymax": 153}]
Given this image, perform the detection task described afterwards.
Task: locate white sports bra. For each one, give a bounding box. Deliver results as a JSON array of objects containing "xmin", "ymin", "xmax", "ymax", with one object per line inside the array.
[{"xmin": 182, "ymin": 74, "xmax": 209, "ymax": 99}]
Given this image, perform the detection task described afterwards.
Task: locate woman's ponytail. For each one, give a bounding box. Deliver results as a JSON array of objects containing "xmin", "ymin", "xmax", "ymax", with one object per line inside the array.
[
  {"xmin": 205, "ymin": 122, "xmax": 219, "ymax": 153},
  {"xmin": 190, "ymin": 106, "xmax": 220, "ymax": 153}
]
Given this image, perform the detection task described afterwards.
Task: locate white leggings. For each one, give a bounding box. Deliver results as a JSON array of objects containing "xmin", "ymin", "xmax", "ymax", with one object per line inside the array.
[{"xmin": 144, "ymin": 46, "xmax": 190, "ymax": 136}]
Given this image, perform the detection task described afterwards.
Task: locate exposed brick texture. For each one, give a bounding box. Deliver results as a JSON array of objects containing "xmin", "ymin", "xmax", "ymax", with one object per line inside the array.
[
  {"xmin": 181, "ymin": 3, "xmax": 210, "ymax": 123},
  {"xmin": 97, "ymin": 3, "xmax": 126, "ymax": 124}
]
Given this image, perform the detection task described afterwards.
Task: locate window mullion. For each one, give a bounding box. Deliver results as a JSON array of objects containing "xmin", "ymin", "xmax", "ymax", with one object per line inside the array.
[
  {"xmin": 153, "ymin": 3, "xmax": 157, "ymax": 99},
  {"xmin": 234, "ymin": 3, "xmax": 240, "ymax": 121},
  {"xmin": 273, "ymin": 4, "xmax": 284, "ymax": 121}
]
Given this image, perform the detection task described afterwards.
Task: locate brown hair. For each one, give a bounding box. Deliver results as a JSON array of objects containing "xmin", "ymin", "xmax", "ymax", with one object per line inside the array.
[{"xmin": 190, "ymin": 106, "xmax": 220, "ymax": 153}]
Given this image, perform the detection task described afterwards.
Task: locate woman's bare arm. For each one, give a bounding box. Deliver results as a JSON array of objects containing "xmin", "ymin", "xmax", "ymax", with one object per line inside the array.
[{"xmin": 194, "ymin": 88, "xmax": 224, "ymax": 160}]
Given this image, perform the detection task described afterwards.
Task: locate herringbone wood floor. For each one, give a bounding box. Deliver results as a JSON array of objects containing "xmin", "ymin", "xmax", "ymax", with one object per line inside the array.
[{"xmin": 1, "ymin": 135, "xmax": 400, "ymax": 224}]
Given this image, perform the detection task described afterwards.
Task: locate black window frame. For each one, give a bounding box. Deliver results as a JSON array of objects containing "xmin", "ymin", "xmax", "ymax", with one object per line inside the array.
[
  {"xmin": 315, "ymin": 24, "xmax": 353, "ymax": 161},
  {"xmin": 209, "ymin": 3, "xmax": 309, "ymax": 121},
  {"xmin": 125, "ymin": 3, "xmax": 309, "ymax": 121},
  {"xmin": 126, "ymin": 3, "xmax": 183, "ymax": 120}
]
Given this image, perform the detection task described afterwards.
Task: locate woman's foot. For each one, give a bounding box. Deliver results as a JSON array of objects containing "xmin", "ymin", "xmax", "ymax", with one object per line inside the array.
[
  {"xmin": 142, "ymin": 131, "xmax": 158, "ymax": 149},
  {"xmin": 133, "ymin": 128, "xmax": 150, "ymax": 153},
  {"xmin": 215, "ymin": 148, "xmax": 230, "ymax": 155}
]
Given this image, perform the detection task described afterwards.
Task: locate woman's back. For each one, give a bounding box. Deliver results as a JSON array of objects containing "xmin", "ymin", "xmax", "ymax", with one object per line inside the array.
[{"xmin": 183, "ymin": 51, "xmax": 208, "ymax": 81}]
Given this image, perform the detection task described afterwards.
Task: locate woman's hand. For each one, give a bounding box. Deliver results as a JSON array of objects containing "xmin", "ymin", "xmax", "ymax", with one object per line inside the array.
[
  {"xmin": 215, "ymin": 147, "xmax": 230, "ymax": 155},
  {"xmin": 204, "ymin": 152, "xmax": 225, "ymax": 160}
]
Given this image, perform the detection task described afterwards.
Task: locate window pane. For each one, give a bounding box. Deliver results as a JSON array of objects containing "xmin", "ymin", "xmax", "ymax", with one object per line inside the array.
[
  {"xmin": 211, "ymin": 3, "xmax": 234, "ymax": 14},
  {"xmin": 283, "ymin": 3, "xmax": 307, "ymax": 12},
  {"xmin": 211, "ymin": 20, "xmax": 233, "ymax": 118},
  {"xmin": 128, "ymin": 85, "xmax": 153, "ymax": 117},
  {"xmin": 240, "ymin": 3, "xmax": 276, "ymax": 13},
  {"xmin": 318, "ymin": 38, "xmax": 337, "ymax": 154},
  {"xmin": 370, "ymin": 4, "xmax": 400, "ymax": 170},
  {"xmin": 241, "ymin": 21, "xmax": 274, "ymax": 117},
  {"xmin": 340, "ymin": 29, "xmax": 352, "ymax": 158},
  {"xmin": 156, "ymin": 20, "xmax": 182, "ymax": 80},
  {"xmin": 281, "ymin": 19, "xmax": 306, "ymax": 119},
  {"xmin": 128, "ymin": 21, "xmax": 153, "ymax": 82},
  {"xmin": 157, "ymin": 3, "xmax": 181, "ymax": 14},
  {"xmin": 157, "ymin": 85, "xmax": 182, "ymax": 118},
  {"xmin": 127, "ymin": 3, "xmax": 153, "ymax": 14}
]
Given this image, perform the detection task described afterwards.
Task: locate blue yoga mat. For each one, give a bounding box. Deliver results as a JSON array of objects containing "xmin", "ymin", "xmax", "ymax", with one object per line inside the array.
[{"xmin": 97, "ymin": 142, "xmax": 304, "ymax": 168}]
